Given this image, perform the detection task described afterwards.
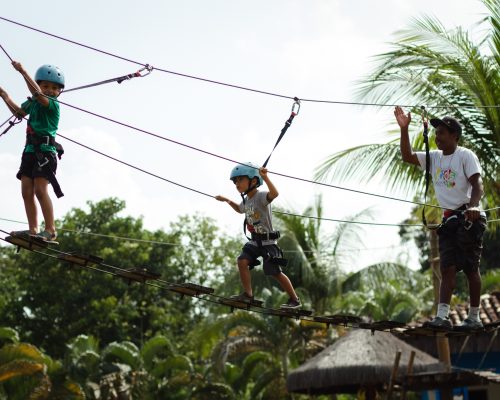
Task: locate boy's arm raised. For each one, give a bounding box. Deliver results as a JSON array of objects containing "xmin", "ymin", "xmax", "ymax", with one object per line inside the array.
[
  {"xmin": 215, "ymin": 195, "xmax": 243, "ymax": 213},
  {"xmin": 0, "ymin": 87, "xmax": 27, "ymax": 118},
  {"xmin": 394, "ymin": 106, "xmax": 420, "ymax": 166},
  {"xmin": 259, "ymin": 168, "xmax": 279, "ymax": 202},
  {"xmin": 12, "ymin": 61, "xmax": 49, "ymax": 107}
]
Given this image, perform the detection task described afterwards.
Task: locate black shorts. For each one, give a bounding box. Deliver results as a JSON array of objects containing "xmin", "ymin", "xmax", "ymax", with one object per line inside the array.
[
  {"xmin": 238, "ymin": 242, "xmax": 284, "ymax": 276},
  {"xmin": 437, "ymin": 215, "xmax": 487, "ymax": 273},
  {"xmin": 16, "ymin": 152, "xmax": 58, "ymax": 181}
]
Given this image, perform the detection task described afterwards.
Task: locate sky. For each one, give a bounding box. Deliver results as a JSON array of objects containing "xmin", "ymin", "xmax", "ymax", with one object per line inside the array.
[{"xmin": 0, "ymin": 0, "xmax": 489, "ymax": 271}]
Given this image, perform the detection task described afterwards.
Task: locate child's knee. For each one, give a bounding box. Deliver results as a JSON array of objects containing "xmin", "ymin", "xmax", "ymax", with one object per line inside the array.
[
  {"xmin": 34, "ymin": 181, "xmax": 49, "ymax": 198},
  {"xmin": 21, "ymin": 187, "xmax": 34, "ymax": 200}
]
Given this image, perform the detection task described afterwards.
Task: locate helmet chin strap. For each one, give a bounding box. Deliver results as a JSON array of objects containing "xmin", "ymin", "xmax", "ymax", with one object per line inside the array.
[{"xmin": 241, "ymin": 180, "xmax": 258, "ymax": 205}]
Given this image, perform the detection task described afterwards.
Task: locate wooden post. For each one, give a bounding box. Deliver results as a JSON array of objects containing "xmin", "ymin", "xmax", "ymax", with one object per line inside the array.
[
  {"xmin": 401, "ymin": 351, "xmax": 416, "ymax": 400},
  {"xmin": 387, "ymin": 351, "xmax": 401, "ymax": 400},
  {"xmin": 430, "ymin": 230, "xmax": 452, "ymax": 400}
]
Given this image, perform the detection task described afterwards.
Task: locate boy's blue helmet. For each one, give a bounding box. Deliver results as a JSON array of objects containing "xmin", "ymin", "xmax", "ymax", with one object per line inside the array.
[
  {"xmin": 35, "ymin": 64, "xmax": 65, "ymax": 88},
  {"xmin": 230, "ymin": 162, "xmax": 263, "ymax": 187}
]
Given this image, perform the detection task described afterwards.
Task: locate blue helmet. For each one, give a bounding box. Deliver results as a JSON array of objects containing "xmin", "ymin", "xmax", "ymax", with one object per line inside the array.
[
  {"xmin": 230, "ymin": 162, "xmax": 263, "ymax": 187},
  {"xmin": 35, "ymin": 64, "xmax": 65, "ymax": 88}
]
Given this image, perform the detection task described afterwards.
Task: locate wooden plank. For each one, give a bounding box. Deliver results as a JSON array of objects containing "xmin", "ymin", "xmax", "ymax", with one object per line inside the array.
[
  {"xmin": 218, "ymin": 297, "xmax": 263, "ymax": 311},
  {"xmin": 359, "ymin": 320, "xmax": 407, "ymax": 331},
  {"xmin": 270, "ymin": 308, "xmax": 313, "ymax": 319},
  {"xmin": 57, "ymin": 252, "xmax": 103, "ymax": 266},
  {"xmin": 167, "ymin": 282, "xmax": 214, "ymax": 297},
  {"xmin": 116, "ymin": 267, "xmax": 161, "ymax": 283},
  {"xmin": 401, "ymin": 326, "xmax": 449, "ymax": 337},
  {"xmin": 5, "ymin": 235, "xmax": 49, "ymax": 251},
  {"xmin": 313, "ymin": 314, "xmax": 362, "ymax": 326}
]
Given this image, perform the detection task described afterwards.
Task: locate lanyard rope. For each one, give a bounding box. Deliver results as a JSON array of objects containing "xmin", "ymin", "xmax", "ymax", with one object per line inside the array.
[{"xmin": 262, "ymin": 97, "xmax": 301, "ymax": 168}]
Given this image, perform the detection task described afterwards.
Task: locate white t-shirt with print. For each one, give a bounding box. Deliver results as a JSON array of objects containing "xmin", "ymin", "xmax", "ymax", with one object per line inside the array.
[{"xmin": 416, "ymin": 147, "xmax": 481, "ymax": 210}]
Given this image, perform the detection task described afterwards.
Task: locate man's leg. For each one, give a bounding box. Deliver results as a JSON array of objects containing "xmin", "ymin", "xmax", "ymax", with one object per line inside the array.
[
  {"xmin": 21, "ymin": 176, "xmax": 38, "ymax": 234},
  {"xmin": 439, "ymin": 265, "xmax": 457, "ymax": 305},
  {"xmin": 34, "ymin": 177, "xmax": 56, "ymax": 235},
  {"xmin": 464, "ymin": 269, "xmax": 481, "ymax": 308},
  {"xmin": 464, "ymin": 269, "xmax": 481, "ymax": 323}
]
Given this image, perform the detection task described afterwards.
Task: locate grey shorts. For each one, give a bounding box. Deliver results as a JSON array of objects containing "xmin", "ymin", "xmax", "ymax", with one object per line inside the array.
[
  {"xmin": 238, "ymin": 242, "xmax": 283, "ymax": 276},
  {"xmin": 437, "ymin": 216, "xmax": 486, "ymax": 273}
]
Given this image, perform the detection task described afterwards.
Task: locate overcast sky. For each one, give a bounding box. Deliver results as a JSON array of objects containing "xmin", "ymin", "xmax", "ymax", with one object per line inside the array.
[{"xmin": 0, "ymin": 0, "xmax": 489, "ymax": 271}]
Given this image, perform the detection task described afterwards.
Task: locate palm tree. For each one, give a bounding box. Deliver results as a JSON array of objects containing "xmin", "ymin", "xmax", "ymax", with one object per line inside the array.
[
  {"xmin": 315, "ymin": 0, "xmax": 500, "ymax": 215},
  {"xmin": 0, "ymin": 328, "xmax": 84, "ymax": 399},
  {"xmin": 273, "ymin": 196, "xmax": 376, "ymax": 313},
  {"xmin": 65, "ymin": 334, "xmax": 199, "ymax": 399},
  {"xmin": 197, "ymin": 288, "xmax": 319, "ymax": 400},
  {"xmin": 339, "ymin": 263, "xmax": 434, "ymax": 322}
]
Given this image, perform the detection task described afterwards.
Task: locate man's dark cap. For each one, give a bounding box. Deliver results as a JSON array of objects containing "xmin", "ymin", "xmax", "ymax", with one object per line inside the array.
[{"xmin": 430, "ymin": 116, "xmax": 462, "ymax": 138}]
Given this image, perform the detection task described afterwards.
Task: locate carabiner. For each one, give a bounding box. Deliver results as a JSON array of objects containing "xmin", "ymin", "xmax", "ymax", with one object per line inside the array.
[
  {"xmin": 291, "ymin": 97, "xmax": 301, "ymax": 115},
  {"xmin": 421, "ymin": 105, "xmax": 428, "ymax": 136},
  {"xmin": 135, "ymin": 64, "xmax": 154, "ymax": 78}
]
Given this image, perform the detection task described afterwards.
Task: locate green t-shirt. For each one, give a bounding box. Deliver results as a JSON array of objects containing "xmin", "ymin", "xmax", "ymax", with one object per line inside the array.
[{"xmin": 21, "ymin": 97, "xmax": 60, "ymax": 153}]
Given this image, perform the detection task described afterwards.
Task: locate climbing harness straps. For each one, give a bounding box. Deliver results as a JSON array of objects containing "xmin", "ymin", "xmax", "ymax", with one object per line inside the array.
[
  {"xmin": 421, "ymin": 106, "xmax": 436, "ymax": 230},
  {"xmin": 25, "ymin": 126, "xmax": 64, "ymax": 198},
  {"xmin": 63, "ymin": 64, "xmax": 153, "ymax": 93},
  {"xmin": 262, "ymin": 97, "xmax": 300, "ymax": 168}
]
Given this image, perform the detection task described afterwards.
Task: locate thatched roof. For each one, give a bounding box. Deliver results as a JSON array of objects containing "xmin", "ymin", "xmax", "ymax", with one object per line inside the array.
[{"xmin": 287, "ymin": 329, "xmax": 445, "ymax": 395}]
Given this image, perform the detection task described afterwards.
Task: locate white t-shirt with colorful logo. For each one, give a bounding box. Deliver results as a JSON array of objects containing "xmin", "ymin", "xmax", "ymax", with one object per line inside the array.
[{"xmin": 416, "ymin": 147, "xmax": 481, "ymax": 211}]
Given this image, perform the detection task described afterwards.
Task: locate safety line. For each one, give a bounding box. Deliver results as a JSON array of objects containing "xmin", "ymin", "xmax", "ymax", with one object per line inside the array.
[
  {"xmin": 42, "ymin": 98, "xmax": 452, "ymax": 211},
  {"xmin": 0, "ymin": 216, "xmax": 413, "ymax": 254},
  {"xmin": 3, "ymin": 106, "xmax": 499, "ymax": 220},
  {"xmin": 1, "ymin": 17, "xmax": 499, "ymax": 109},
  {"xmin": 0, "ymin": 231, "xmax": 311, "ymax": 322},
  {"xmin": 273, "ymin": 211, "xmax": 425, "ymax": 228},
  {"xmin": 58, "ymin": 133, "xmax": 215, "ymax": 199},
  {"xmin": 41, "ymin": 100, "xmax": 500, "ymax": 215},
  {"xmin": 56, "ymin": 135, "xmax": 437, "ymax": 228},
  {"xmin": 3, "ymin": 233, "xmax": 499, "ymax": 336},
  {"xmin": 0, "ymin": 35, "xmax": 496, "ymax": 214}
]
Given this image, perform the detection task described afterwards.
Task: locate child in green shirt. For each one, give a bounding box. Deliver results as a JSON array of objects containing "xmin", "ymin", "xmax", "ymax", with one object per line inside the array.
[{"xmin": 0, "ymin": 61, "xmax": 65, "ymax": 241}]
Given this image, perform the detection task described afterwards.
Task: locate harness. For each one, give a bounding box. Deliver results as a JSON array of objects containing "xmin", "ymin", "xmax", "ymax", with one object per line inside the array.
[
  {"xmin": 420, "ymin": 106, "xmax": 436, "ymax": 230},
  {"xmin": 25, "ymin": 125, "xmax": 64, "ymax": 198},
  {"xmin": 241, "ymin": 195, "xmax": 288, "ymax": 267}
]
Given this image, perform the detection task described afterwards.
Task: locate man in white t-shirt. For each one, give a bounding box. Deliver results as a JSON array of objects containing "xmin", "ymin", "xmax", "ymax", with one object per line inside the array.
[{"xmin": 395, "ymin": 106, "xmax": 486, "ymax": 331}]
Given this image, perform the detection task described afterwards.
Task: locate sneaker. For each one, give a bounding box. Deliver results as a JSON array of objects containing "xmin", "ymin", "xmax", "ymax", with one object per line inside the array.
[
  {"xmin": 230, "ymin": 292, "xmax": 254, "ymax": 303},
  {"xmin": 423, "ymin": 316, "xmax": 452, "ymax": 330},
  {"xmin": 458, "ymin": 318, "xmax": 483, "ymax": 330},
  {"xmin": 11, "ymin": 230, "xmax": 32, "ymax": 237},
  {"xmin": 31, "ymin": 230, "xmax": 57, "ymax": 242},
  {"xmin": 280, "ymin": 297, "xmax": 301, "ymax": 310}
]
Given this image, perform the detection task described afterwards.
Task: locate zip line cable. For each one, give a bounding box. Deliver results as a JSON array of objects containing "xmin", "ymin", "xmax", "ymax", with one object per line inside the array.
[
  {"xmin": 26, "ymin": 96, "xmax": 453, "ymax": 211},
  {"xmin": 0, "ymin": 215, "xmax": 417, "ymax": 254},
  {"xmin": 52, "ymin": 98, "xmax": 498, "ymax": 214},
  {"xmin": 27, "ymin": 134, "xmax": 500, "ymax": 227},
  {"xmin": 1, "ymin": 16, "xmax": 499, "ymax": 109},
  {"xmin": 57, "ymin": 133, "xmax": 214, "ymax": 199},
  {"xmin": 0, "ymin": 44, "xmax": 498, "ymax": 220},
  {"xmin": 3, "ymin": 107, "xmax": 500, "ymax": 218}
]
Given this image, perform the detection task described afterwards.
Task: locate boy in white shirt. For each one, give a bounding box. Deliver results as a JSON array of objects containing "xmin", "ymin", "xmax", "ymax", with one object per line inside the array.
[{"xmin": 395, "ymin": 106, "xmax": 486, "ymax": 331}]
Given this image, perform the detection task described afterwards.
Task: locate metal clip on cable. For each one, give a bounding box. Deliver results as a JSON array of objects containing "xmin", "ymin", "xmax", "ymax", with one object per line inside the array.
[
  {"xmin": 421, "ymin": 105, "xmax": 428, "ymax": 136},
  {"xmin": 134, "ymin": 64, "xmax": 154, "ymax": 78},
  {"xmin": 292, "ymin": 97, "xmax": 301, "ymax": 115}
]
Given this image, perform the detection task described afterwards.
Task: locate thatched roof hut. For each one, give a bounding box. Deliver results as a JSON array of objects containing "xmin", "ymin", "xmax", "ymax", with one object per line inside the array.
[{"xmin": 287, "ymin": 329, "xmax": 445, "ymax": 397}]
